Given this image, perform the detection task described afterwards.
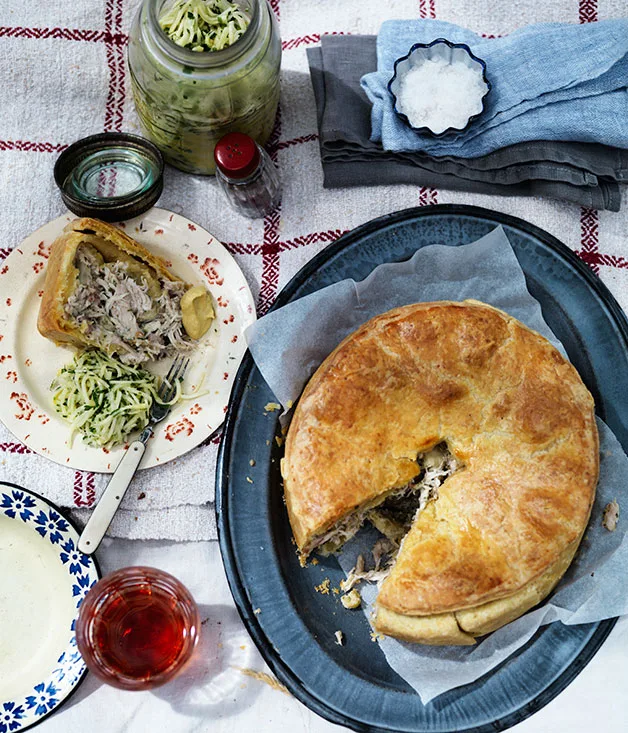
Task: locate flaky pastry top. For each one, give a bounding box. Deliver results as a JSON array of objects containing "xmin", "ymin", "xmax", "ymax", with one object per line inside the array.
[{"xmin": 282, "ymin": 301, "xmax": 598, "ymax": 616}]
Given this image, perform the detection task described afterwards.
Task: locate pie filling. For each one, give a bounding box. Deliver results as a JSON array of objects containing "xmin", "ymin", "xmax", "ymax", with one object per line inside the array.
[
  {"xmin": 66, "ymin": 241, "xmax": 192, "ymax": 365},
  {"xmin": 309, "ymin": 443, "xmax": 460, "ymax": 577}
]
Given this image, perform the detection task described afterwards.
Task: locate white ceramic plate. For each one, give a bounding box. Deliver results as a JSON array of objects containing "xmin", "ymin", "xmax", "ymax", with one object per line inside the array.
[
  {"xmin": 0, "ymin": 481, "xmax": 100, "ymax": 730},
  {"xmin": 0, "ymin": 209, "xmax": 256, "ymax": 472}
]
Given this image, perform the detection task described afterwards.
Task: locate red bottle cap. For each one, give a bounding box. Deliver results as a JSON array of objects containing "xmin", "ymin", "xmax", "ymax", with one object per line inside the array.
[{"xmin": 214, "ymin": 133, "xmax": 261, "ymax": 179}]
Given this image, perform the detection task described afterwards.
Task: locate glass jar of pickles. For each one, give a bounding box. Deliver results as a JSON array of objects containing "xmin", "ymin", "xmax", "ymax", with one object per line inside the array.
[{"xmin": 128, "ymin": 0, "xmax": 281, "ymax": 175}]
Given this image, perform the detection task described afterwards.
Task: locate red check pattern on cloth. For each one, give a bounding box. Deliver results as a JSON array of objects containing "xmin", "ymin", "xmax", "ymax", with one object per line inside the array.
[
  {"xmin": 577, "ymin": 0, "xmax": 600, "ymax": 275},
  {"xmin": 103, "ymin": 0, "xmax": 126, "ymax": 133},
  {"xmin": 0, "ymin": 0, "xmax": 626, "ymax": 541}
]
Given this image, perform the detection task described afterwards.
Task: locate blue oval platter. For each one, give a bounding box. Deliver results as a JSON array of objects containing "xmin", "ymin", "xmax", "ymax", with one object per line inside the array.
[{"xmin": 216, "ymin": 205, "xmax": 628, "ymax": 732}]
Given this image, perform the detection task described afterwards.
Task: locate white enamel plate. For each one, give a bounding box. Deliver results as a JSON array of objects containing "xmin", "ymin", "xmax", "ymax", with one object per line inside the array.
[
  {"xmin": 0, "ymin": 209, "xmax": 256, "ymax": 472},
  {"xmin": 0, "ymin": 482, "xmax": 100, "ymax": 730}
]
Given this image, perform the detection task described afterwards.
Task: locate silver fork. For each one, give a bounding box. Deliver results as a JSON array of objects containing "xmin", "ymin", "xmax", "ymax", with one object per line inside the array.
[{"xmin": 78, "ymin": 355, "xmax": 190, "ymax": 555}]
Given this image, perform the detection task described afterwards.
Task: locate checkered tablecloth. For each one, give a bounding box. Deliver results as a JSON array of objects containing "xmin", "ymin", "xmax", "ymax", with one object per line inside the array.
[
  {"xmin": 0, "ymin": 0, "xmax": 626, "ymax": 542},
  {"xmin": 2, "ymin": 3, "xmax": 628, "ymax": 733}
]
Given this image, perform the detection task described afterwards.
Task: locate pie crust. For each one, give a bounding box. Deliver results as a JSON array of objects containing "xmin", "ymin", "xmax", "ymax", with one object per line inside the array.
[{"xmin": 281, "ymin": 301, "xmax": 598, "ymax": 644}]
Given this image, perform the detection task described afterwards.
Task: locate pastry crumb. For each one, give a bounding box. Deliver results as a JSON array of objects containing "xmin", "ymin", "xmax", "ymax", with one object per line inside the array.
[
  {"xmin": 370, "ymin": 631, "xmax": 385, "ymax": 643},
  {"xmin": 246, "ymin": 476, "xmax": 253, "ymax": 484},
  {"xmin": 334, "ymin": 630, "xmax": 344, "ymax": 646},
  {"xmin": 602, "ymin": 500, "xmax": 619, "ymax": 531},
  {"xmin": 287, "ymin": 400, "xmax": 293, "ymax": 409},
  {"xmin": 253, "ymin": 607, "xmax": 261, "ymax": 615},
  {"xmin": 249, "ymin": 459, "xmax": 256, "ymax": 466},
  {"xmin": 315, "ymin": 578, "xmax": 331, "ymax": 595},
  {"xmin": 275, "ymin": 435, "xmax": 284, "ymax": 447},
  {"xmin": 341, "ymin": 589, "xmax": 362, "ymax": 609},
  {"xmin": 235, "ymin": 667, "xmax": 289, "ymax": 695},
  {"xmin": 264, "ymin": 402, "xmax": 281, "ymax": 412},
  {"xmin": 311, "ymin": 557, "xmax": 319, "ymax": 565}
]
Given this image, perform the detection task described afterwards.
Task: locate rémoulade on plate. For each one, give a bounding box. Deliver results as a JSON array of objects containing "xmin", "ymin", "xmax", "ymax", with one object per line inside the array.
[{"xmin": 281, "ymin": 300, "xmax": 599, "ymax": 645}]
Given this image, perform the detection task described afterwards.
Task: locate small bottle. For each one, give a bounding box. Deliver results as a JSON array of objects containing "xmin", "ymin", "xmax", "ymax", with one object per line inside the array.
[{"xmin": 214, "ymin": 132, "xmax": 281, "ymax": 218}]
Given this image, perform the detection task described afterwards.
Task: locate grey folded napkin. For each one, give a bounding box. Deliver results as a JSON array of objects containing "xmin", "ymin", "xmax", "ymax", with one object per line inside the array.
[{"xmin": 307, "ymin": 35, "xmax": 628, "ymax": 210}]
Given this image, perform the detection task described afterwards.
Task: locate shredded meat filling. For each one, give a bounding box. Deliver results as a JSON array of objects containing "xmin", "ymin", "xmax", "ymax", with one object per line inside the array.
[
  {"xmin": 368, "ymin": 442, "xmax": 458, "ymax": 543},
  {"xmin": 341, "ymin": 539, "xmax": 398, "ymax": 592},
  {"xmin": 310, "ymin": 442, "xmax": 460, "ymax": 556},
  {"xmin": 66, "ymin": 244, "xmax": 192, "ymax": 364}
]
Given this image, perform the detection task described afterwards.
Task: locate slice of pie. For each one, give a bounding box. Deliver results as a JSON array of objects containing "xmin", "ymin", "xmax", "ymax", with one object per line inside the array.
[{"xmin": 37, "ymin": 217, "xmax": 214, "ymax": 364}]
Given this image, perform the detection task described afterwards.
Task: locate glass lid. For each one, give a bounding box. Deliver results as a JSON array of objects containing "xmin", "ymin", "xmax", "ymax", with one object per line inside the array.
[{"xmin": 54, "ymin": 132, "xmax": 164, "ymax": 222}]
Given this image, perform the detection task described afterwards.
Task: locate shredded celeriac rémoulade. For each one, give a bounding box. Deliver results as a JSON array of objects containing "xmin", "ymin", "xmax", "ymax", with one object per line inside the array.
[
  {"xmin": 50, "ymin": 349, "xmax": 181, "ymax": 448},
  {"xmin": 159, "ymin": 0, "xmax": 250, "ymax": 52}
]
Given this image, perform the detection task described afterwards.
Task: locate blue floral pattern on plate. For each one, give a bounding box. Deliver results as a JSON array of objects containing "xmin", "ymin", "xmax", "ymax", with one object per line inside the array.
[{"xmin": 0, "ymin": 483, "xmax": 100, "ymax": 731}]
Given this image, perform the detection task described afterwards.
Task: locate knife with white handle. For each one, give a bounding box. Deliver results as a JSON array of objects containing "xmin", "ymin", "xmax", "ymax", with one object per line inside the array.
[
  {"xmin": 77, "ymin": 355, "xmax": 189, "ymax": 556},
  {"xmin": 78, "ymin": 441, "xmax": 145, "ymax": 554}
]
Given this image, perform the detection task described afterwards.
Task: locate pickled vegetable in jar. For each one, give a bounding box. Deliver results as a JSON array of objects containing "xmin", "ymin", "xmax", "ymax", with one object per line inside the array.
[{"xmin": 128, "ymin": 0, "xmax": 281, "ymax": 175}]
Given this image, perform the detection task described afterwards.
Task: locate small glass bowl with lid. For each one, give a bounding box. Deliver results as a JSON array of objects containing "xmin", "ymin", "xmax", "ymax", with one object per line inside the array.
[{"xmin": 128, "ymin": 0, "xmax": 281, "ymax": 175}]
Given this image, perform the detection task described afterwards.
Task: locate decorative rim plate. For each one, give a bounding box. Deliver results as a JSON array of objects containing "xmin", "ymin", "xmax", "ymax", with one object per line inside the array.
[
  {"xmin": 0, "ymin": 481, "xmax": 100, "ymax": 731},
  {"xmin": 217, "ymin": 205, "xmax": 626, "ymax": 733},
  {"xmin": 0, "ymin": 208, "xmax": 256, "ymax": 472}
]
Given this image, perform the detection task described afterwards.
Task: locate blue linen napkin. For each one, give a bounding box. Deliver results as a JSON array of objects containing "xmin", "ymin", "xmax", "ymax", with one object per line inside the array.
[{"xmin": 361, "ymin": 19, "xmax": 628, "ymax": 158}]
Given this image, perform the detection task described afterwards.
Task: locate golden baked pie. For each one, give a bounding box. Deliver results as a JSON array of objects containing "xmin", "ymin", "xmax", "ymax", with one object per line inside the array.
[
  {"xmin": 281, "ymin": 301, "xmax": 598, "ymax": 645},
  {"xmin": 38, "ymin": 218, "xmax": 214, "ymax": 364}
]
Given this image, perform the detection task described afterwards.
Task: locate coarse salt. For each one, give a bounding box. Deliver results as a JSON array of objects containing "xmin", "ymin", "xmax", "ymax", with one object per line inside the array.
[{"xmin": 396, "ymin": 56, "xmax": 486, "ymax": 134}]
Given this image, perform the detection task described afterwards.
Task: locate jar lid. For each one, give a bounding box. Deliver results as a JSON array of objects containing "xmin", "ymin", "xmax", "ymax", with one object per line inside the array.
[
  {"xmin": 54, "ymin": 132, "xmax": 164, "ymax": 222},
  {"xmin": 214, "ymin": 133, "xmax": 260, "ymax": 179}
]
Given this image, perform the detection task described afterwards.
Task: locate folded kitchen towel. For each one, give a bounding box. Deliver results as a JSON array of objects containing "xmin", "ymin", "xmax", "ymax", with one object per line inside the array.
[
  {"xmin": 307, "ymin": 34, "xmax": 628, "ymax": 210},
  {"xmin": 0, "ymin": 427, "xmax": 218, "ymax": 511},
  {"xmin": 361, "ymin": 18, "xmax": 628, "ymax": 158},
  {"xmin": 0, "ymin": 419, "xmax": 218, "ymax": 542},
  {"xmin": 70, "ymin": 503, "xmax": 217, "ymax": 542}
]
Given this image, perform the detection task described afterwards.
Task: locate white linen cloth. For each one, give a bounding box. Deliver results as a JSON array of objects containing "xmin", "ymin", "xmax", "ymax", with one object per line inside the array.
[
  {"xmin": 36, "ymin": 538, "xmax": 628, "ymax": 733},
  {"xmin": 1, "ymin": 0, "xmax": 628, "ymax": 729}
]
